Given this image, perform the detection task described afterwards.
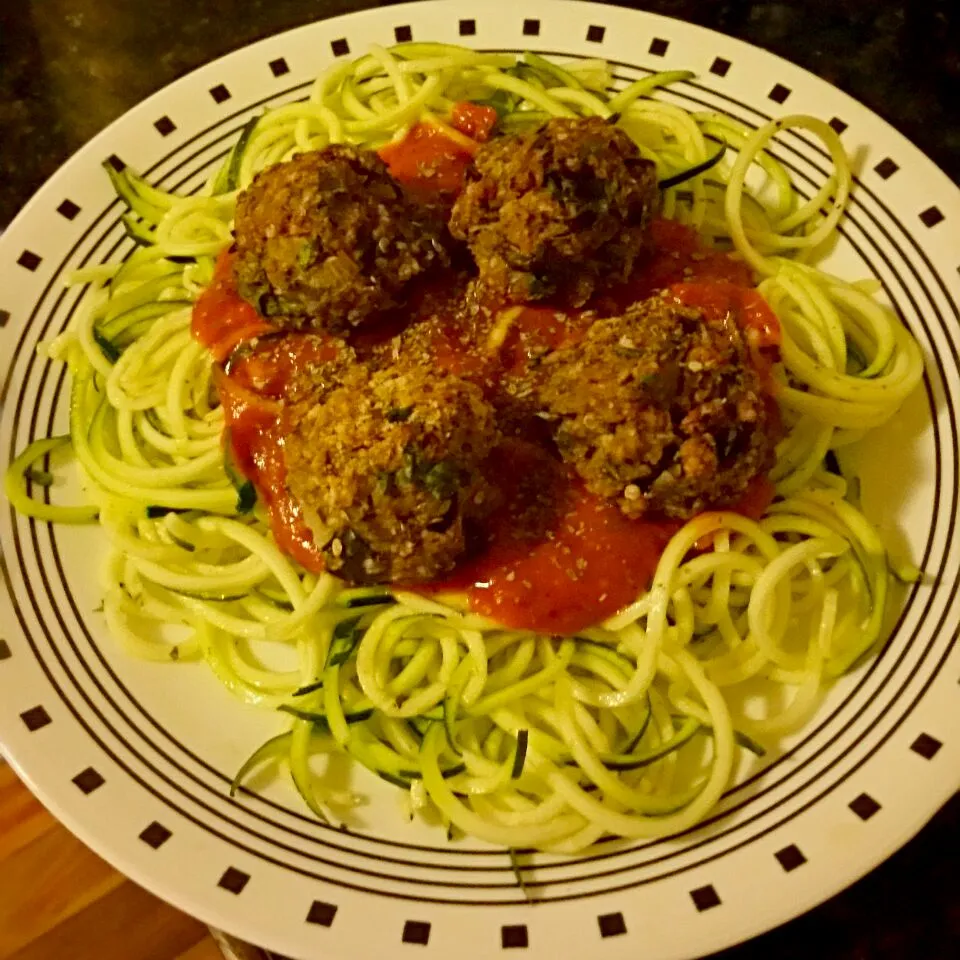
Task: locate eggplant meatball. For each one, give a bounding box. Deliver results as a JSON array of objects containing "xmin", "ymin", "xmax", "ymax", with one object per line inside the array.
[
  {"xmin": 449, "ymin": 117, "xmax": 659, "ymax": 306},
  {"xmin": 233, "ymin": 146, "xmax": 449, "ymax": 332},
  {"xmin": 284, "ymin": 365, "xmax": 499, "ymax": 583},
  {"xmin": 538, "ymin": 296, "xmax": 778, "ymax": 519}
]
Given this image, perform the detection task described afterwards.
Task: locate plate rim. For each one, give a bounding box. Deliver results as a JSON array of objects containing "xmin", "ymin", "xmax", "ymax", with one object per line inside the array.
[{"xmin": 2, "ymin": 2, "xmax": 960, "ymax": 958}]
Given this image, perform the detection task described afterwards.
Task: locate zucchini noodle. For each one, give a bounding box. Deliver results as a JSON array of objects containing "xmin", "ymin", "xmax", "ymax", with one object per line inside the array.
[{"xmin": 7, "ymin": 43, "xmax": 924, "ymax": 853}]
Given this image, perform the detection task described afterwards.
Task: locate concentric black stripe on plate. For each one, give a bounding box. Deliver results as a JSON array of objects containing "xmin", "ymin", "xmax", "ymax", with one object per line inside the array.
[
  {"xmin": 15, "ymin": 60, "xmax": 960, "ymax": 884},
  {"xmin": 3, "ymin": 111, "xmax": 529, "ymax": 867},
  {"xmin": 4, "ymin": 85, "xmax": 535, "ymax": 872},
  {"xmin": 26, "ymin": 251, "xmax": 960, "ymax": 896},
  {"xmin": 30, "ymin": 158, "xmax": 952, "ymax": 884},
  {"xmin": 107, "ymin": 99, "xmax": 952, "ymax": 840},
  {"xmin": 9, "ymin": 58, "xmax": 960, "ymax": 892},
  {"xmin": 112, "ymin": 99, "xmax": 958, "ymax": 850},
  {"xmin": 7, "ymin": 107, "xmax": 540, "ymax": 881},
  {"xmin": 3, "ymin": 48, "xmax": 956, "ymax": 904}
]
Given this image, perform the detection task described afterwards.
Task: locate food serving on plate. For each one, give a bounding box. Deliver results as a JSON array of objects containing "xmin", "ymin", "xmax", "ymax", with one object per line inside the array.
[{"xmin": 5, "ymin": 43, "xmax": 924, "ymax": 853}]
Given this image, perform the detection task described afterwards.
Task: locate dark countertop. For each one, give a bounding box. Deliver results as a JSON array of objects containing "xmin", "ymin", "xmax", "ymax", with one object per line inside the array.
[
  {"xmin": 2, "ymin": 0, "xmax": 959, "ymax": 230},
  {"xmin": 1, "ymin": 1, "xmax": 958, "ymax": 957}
]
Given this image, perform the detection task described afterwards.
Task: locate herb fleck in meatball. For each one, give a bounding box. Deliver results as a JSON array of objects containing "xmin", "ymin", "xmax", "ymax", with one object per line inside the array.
[
  {"xmin": 233, "ymin": 146, "xmax": 449, "ymax": 332},
  {"xmin": 449, "ymin": 117, "xmax": 659, "ymax": 307},
  {"xmin": 284, "ymin": 365, "xmax": 499, "ymax": 583},
  {"xmin": 538, "ymin": 296, "xmax": 778, "ymax": 519}
]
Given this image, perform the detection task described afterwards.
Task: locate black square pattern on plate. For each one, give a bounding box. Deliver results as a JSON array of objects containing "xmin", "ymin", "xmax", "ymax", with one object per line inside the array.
[
  {"xmin": 829, "ymin": 117, "xmax": 848, "ymax": 134},
  {"xmin": 395, "ymin": 25, "xmax": 413, "ymax": 43},
  {"xmin": 20, "ymin": 706, "xmax": 51, "ymax": 731},
  {"xmin": 649, "ymin": 38, "xmax": 669, "ymax": 56},
  {"xmin": 73, "ymin": 767, "xmax": 105, "ymax": 794},
  {"xmin": 586, "ymin": 24, "xmax": 605, "ymax": 44},
  {"xmin": 710, "ymin": 56, "xmax": 731, "ymax": 77},
  {"xmin": 0, "ymin": 638, "xmax": 11, "ymax": 658},
  {"xmin": 306, "ymin": 900, "xmax": 338, "ymax": 927},
  {"xmin": 920, "ymin": 206, "xmax": 945, "ymax": 228},
  {"xmin": 850, "ymin": 793, "xmax": 881, "ymax": 820},
  {"xmin": 459, "ymin": 19, "xmax": 476, "ymax": 36},
  {"xmin": 598, "ymin": 912, "xmax": 627, "ymax": 937},
  {"xmin": 874, "ymin": 157, "xmax": 899, "ymax": 179},
  {"xmin": 17, "ymin": 251, "xmax": 42, "ymax": 271},
  {"xmin": 57, "ymin": 199, "xmax": 81, "ymax": 220},
  {"xmin": 106, "ymin": 153, "xmax": 126, "ymax": 171},
  {"xmin": 269, "ymin": 57, "xmax": 290, "ymax": 77},
  {"xmin": 911, "ymin": 732, "xmax": 942, "ymax": 759},
  {"xmin": 502, "ymin": 925, "xmax": 528, "ymax": 949},
  {"xmin": 331, "ymin": 38, "xmax": 350, "ymax": 57},
  {"xmin": 209, "ymin": 84, "xmax": 231, "ymax": 104},
  {"xmin": 402, "ymin": 920, "xmax": 430, "ymax": 945},
  {"xmin": 523, "ymin": 18, "xmax": 540, "ymax": 36},
  {"xmin": 218, "ymin": 867, "xmax": 250, "ymax": 894},
  {"xmin": 139, "ymin": 822, "xmax": 172, "ymax": 849},
  {"xmin": 774, "ymin": 844, "xmax": 807, "ymax": 872},
  {"xmin": 691, "ymin": 885, "xmax": 721, "ymax": 911},
  {"xmin": 154, "ymin": 115, "xmax": 176, "ymax": 137},
  {"xmin": 768, "ymin": 83, "xmax": 791, "ymax": 104}
]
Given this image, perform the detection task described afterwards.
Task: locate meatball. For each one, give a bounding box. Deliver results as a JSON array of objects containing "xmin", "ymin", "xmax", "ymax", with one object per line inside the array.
[
  {"xmin": 537, "ymin": 296, "xmax": 778, "ymax": 519},
  {"xmin": 449, "ymin": 117, "xmax": 659, "ymax": 307},
  {"xmin": 233, "ymin": 146, "xmax": 449, "ymax": 333},
  {"xmin": 284, "ymin": 365, "xmax": 499, "ymax": 583}
]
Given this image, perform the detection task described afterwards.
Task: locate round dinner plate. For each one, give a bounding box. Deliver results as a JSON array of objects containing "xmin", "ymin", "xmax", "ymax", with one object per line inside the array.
[{"xmin": 1, "ymin": 2, "xmax": 959, "ymax": 958}]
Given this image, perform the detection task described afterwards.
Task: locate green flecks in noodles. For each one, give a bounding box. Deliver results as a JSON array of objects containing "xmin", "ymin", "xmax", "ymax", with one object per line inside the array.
[{"xmin": 5, "ymin": 42, "xmax": 924, "ymax": 852}]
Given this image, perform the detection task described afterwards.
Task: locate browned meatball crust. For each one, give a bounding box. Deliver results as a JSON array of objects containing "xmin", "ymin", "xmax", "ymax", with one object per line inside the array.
[
  {"xmin": 284, "ymin": 365, "xmax": 499, "ymax": 583},
  {"xmin": 449, "ymin": 117, "xmax": 659, "ymax": 307},
  {"xmin": 537, "ymin": 296, "xmax": 778, "ymax": 519},
  {"xmin": 233, "ymin": 146, "xmax": 449, "ymax": 332}
]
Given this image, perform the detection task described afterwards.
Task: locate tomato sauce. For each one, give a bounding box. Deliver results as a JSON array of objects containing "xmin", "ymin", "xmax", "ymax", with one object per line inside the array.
[
  {"xmin": 466, "ymin": 492, "xmax": 674, "ymax": 634},
  {"xmin": 426, "ymin": 441, "xmax": 679, "ymax": 633},
  {"xmin": 192, "ymin": 119, "xmax": 783, "ymax": 635},
  {"xmin": 450, "ymin": 102, "xmax": 498, "ymax": 141},
  {"xmin": 215, "ymin": 373, "xmax": 321, "ymax": 571},
  {"xmin": 379, "ymin": 102, "xmax": 497, "ymax": 195},
  {"xmin": 193, "ymin": 255, "xmax": 329, "ymax": 573},
  {"xmin": 192, "ymin": 252, "xmax": 276, "ymax": 363},
  {"xmin": 429, "ymin": 449, "xmax": 774, "ymax": 635},
  {"xmin": 596, "ymin": 219, "xmax": 753, "ymax": 312}
]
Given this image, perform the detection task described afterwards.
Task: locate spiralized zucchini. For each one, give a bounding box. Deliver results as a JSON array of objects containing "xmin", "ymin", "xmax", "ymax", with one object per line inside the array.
[{"xmin": 7, "ymin": 43, "xmax": 924, "ymax": 852}]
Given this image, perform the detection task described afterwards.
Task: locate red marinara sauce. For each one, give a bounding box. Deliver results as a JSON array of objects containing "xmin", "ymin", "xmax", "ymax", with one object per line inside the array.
[
  {"xmin": 597, "ymin": 219, "xmax": 755, "ymax": 310},
  {"xmin": 428, "ymin": 449, "xmax": 774, "ymax": 636},
  {"xmin": 428, "ymin": 441, "xmax": 681, "ymax": 634},
  {"xmin": 192, "ymin": 253, "xmax": 330, "ymax": 573},
  {"xmin": 192, "ymin": 123, "xmax": 782, "ymax": 635},
  {"xmin": 378, "ymin": 101, "xmax": 497, "ymax": 194},
  {"xmin": 421, "ymin": 227, "xmax": 781, "ymax": 634},
  {"xmin": 461, "ymin": 480, "xmax": 774, "ymax": 635},
  {"xmin": 192, "ymin": 252, "xmax": 275, "ymax": 362}
]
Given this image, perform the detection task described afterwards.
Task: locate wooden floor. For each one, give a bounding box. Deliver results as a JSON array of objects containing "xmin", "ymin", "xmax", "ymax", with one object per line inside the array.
[{"xmin": 0, "ymin": 761, "xmax": 238, "ymax": 960}]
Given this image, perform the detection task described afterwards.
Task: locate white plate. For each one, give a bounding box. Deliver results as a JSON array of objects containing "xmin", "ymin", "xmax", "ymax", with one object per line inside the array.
[{"xmin": 1, "ymin": 2, "xmax": 959, "ymax": 958}]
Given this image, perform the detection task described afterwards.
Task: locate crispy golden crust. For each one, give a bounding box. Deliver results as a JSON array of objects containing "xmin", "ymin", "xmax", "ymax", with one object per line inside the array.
[
  {"xmin": 284, "ymin": 365, "xmax": 500, "ymax": 583},
  {"xmin": 233, "ymin": 146, "xmax": 449, "ymax": 332},
  {"xmin": 538, "ymin": 296, "xmax": 778, "ymax": 518},
  {"xmin": 449, "ymin": 117, "xmax": 659, "ymax": 306}
]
